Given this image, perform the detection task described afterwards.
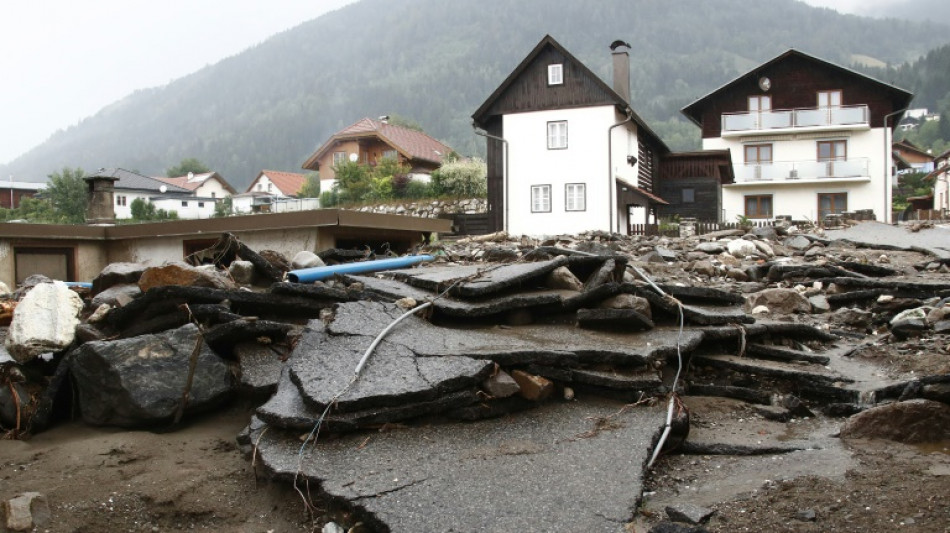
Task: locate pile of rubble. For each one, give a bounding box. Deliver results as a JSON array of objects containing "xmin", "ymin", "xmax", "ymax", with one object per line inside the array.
[{"xmin": 1, "ymin": 223, "xmax": 949, "ymax": 532}]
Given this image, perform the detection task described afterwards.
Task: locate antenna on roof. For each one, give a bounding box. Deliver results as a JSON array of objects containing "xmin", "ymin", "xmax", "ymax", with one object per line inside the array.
[{"xmin": 378, "ymin": 115, "xmax": 390, "ymax": 123}]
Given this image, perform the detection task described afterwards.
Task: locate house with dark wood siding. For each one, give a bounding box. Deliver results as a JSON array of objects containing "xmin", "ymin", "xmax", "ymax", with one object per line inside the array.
[
  {"xmin": 471, "ymin": 35, "xmax": 672, "ymax": 236},
  {"xmin": 682, "ymin": 49, "xmax": 913, "ymax": 224}
]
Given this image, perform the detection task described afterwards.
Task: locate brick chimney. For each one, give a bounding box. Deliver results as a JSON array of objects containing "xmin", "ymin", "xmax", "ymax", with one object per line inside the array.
[
  {"xmin": 610, "ymin": 40, "xmax": 632, "ymax": 104},
  {"xmin": 84, "ymin": 169, "xmax": 118, "ymax": 225}
]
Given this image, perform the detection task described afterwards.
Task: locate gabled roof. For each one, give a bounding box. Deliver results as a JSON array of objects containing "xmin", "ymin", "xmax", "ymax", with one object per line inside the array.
[
  {"xmin": 682, "ymin": 49, "xmax": 914, "ymax": 126},
  {"xmin": 471, "ymin": 34, "xmax": 668, "ymax": 153},
  {"xmin": 249, "ymin": 170, "xmax": 308, "ymax": 196},
  {"xmin": 157, "ymin": 172, "xmax": 237, "ymax": 194},
  {"xmin": 892, "ymin": 139, "xmax": 934, "ymax": 161},
  {"xmin": 87, "ymin": 168, "xmax": 191, "ymax": 194},
  {"xmin": 302, "ymin": 118, "xmax": 453, "ymax": 170}
]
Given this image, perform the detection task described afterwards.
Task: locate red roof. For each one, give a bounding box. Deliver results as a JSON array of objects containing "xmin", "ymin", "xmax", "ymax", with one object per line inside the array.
[
  {"xmin": 302, "ymin": 118, "xmax": 452, "ymax": 170},
  {"xmin": 249, "ymin": 170, "xmax": 308, "ymax": 196}
]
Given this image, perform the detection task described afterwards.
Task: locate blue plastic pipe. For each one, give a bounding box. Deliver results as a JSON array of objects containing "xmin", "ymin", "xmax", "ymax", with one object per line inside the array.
[{"xmin": 287, "ymin": 255, "xmax": 434, "ymax": 283}]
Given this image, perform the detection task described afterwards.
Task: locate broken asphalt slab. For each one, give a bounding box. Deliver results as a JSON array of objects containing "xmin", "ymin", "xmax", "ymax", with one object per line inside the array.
[
  {"xmin": 384, "ymin": 256, "xmax": 570, "ymax": 297},
  {"xmin": 250, "ymin": 397, "xmax": 667, "ymax": 532}
]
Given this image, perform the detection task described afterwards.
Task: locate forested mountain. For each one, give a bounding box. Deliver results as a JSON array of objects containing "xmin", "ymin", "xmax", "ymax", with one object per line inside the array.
[{"xmin": 3, "ymin": 0, "xmax": 948, "ymax": 190}]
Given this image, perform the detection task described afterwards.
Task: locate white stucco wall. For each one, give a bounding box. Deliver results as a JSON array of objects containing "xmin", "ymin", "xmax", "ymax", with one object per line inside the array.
[
  {"xmin": 113, "ymin": 191, "xmax": 153, "ymax": 219},
  {"xmin": 195, "ymin": 179, "xmax": 232, "ymax": 199},
  {"xmin": 706, "ymin": 127, "xmax": 891, "ymax": 222},
  {"xmin": 504, "ymin": 105, "xmax": 638, "ymax": 236},
  {"xmin": 152, "ymin": 197, "xmax": 217, "ymax": 219}
]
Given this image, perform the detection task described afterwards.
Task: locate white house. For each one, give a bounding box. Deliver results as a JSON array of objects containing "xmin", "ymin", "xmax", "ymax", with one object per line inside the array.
[
  {"xmin": 927, "ymin": 149, "xmax": 950, "ymax": 215},
  {"xmin": 682, "ymin": 50, "xmax": 913, "ymax": 224},
  {"xmin": 472, "ymin": 35, "xmax": 670, "ymax": 237},
  {"xmin": 156, "ymin": 171, "xmax": 237, "ymax": 201},
  {"xmin": 86, "ymin": 168, "xmax": 217, "ymax": 220}
]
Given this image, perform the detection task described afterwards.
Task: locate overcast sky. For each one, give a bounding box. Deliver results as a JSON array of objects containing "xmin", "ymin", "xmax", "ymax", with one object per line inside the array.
[{"xmin": 0, "ymin": 0, "xmax": 902, "ymax": 167}]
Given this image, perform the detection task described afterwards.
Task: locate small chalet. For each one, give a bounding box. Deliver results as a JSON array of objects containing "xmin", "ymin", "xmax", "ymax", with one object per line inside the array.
[
  {"xmin": 0, "ymin": 181, "xmax": 46, "ymax": 209},
  {"xmin": 682, "ymin": 49, "xmax": 913, "ymax": 224},
  {"xmin": 892, "ymin": 139, "xmax": 934, "ymax": 175},
  {"xmin": 89, "ymin": 168, "xmax": 216, "ymax": 220},
  {"xmin": 156, "ymin": 171, "xmax": 237, "ymax": 200},
  {"xmin": 472, "ymin": 35, "xmax": 671, "ymax": 236},
  {"xmin": 234, "ymin": 170, "xmax": 317, "ymax": 214},
  {"xmin": 302, "ymin": 117, "xmax": 452, "ymax": 194}
]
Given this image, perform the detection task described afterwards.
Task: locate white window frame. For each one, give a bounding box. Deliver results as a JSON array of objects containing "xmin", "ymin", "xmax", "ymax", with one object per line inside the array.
[
  {"xmin": 565, "ymin": 183, "xmax": 586, "ymax": 211},
  {"xmin": 548, "ymin": 63, "xmax": 563, "ymax": 85},
  {"xmin": 333, "ymin": 151, "xmax": 346, "ymax": 165},
  {"xmin": 531, "ymin": 185, "xmax": 551, "ymax": 213},
  {"xmin": 547, "ymin": 121, "xmax": 567, "ymax": 150},
  {"xmin": 382, "ymin": 149, "xmax": 398, "ymax": 160}
]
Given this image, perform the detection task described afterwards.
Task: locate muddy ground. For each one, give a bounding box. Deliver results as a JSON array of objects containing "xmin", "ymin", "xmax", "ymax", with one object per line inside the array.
[{"xmin": 3, "ymin": 343, "xmax": 947, "ymax": 533}]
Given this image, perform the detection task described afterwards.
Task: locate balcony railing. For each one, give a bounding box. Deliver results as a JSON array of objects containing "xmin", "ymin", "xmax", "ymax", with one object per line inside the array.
[
  {"xmin": 735, "ymin": 158, "xmax": 869, "ymax": 182},
  {"xmin": 722, "ymin": 105, "xmax": 869, "ymax": 133}
]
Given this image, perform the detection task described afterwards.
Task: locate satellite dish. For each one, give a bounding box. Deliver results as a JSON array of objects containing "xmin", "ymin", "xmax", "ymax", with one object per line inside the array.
[
  {"xmin": 758, "ymin": 77, "xmax": 772, "ymax": 92},
  {"xmin": 159, "ymin": 185, "xmax": 167, "ymax": 193},
  {"xmin": 349, "ymin": 153, "xmax": 359, "ymax": 163}
]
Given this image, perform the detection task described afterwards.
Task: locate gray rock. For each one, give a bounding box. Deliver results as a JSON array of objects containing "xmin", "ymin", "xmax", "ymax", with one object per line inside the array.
[
  {"xmin": 292, "ymin": 250, "xmax": 325, "ymax": 270},
  {"xmin": 91, "ymin": 262, "xmax": 146, "ymax": 295},
  {"xmin": 891, "ymin": 307, "xmax": 930, "ymax": 325},
  {"xmin": 922, "ymin": 383, "xmax": 950, "ymax": 404},
  {"xmin": 695, "ymin": 242, "xmax": 725, "ymax": 254},
  {"xmin": 934, "ymin": 320, "xmax": 950, "ymax": 334},
  {"xmin": 229, "ymin": 260, "xmax": 256, "ymax": 284},
  {"xmin": 482, "ymin": 370, "xmax": 521, "ymax": 398},
  {"xmin": 5, "ymin": 282, "xmax": 84, "ymax": 363},
  {"xmin": 139, "ymin": 261, "xmax": 236, "ymax": 291},
  {"xmin": 752, "ymin": 239, "xmax": 774, "ymax": 257},
  {"xmin": 3, "ymin": 492, "xmax": 51, "ymax": 531},
  {"xmin": 796, "ymin": 509, "xmax": 818, "ymax": 522},
  {"xmin": 808, "ymin": 294, "xmax": 831, "ymax": 313},
  {"xmin": 840, "ymin": 399, "xmax": 950, "ymax": 443},
  {"xmin": 691, "ymin": 260, "xmax": 716, "ymax": 277},
  {"xmin": 599, "ymin": 294, "xmax": 652, "ymax": 318},
  {"xmin": 655, "ymin": 246, "xmax": 679, "ymax": 262},
  {"xmin": 830, "ymin": 307, "xmax": 873, "ymax": 328},
  {"xmin": 726, "ymin": 268, "xmax": 750, "ymax": 282},
  {"xmin": 665, "ymin": 503, "xmax": 715, "ymax": 524},
  {"xmin": 753, "ymin": 225, "xmax": 779, "ymax": 241},
  {"xmin": 69, "ymin": 324, "xmax": 233, "ymax": 427},
  {"xmin": 90, "ymin": 283, "xmax": 141, "ymax": 308},
  {"xmin": 784, "ymin": 235, "xmax": 811, "ymax": 251},
  {"xmin": 744, "ymin": 288, "xmax": 811, "ymax": 314},
  {"xmin": 545, "ymin": 266, "xmax": 583, "ymax": 291}
]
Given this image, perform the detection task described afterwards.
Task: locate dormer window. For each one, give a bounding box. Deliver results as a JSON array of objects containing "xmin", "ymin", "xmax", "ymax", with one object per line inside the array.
[{"xmin": 548, "ymin": 64, "xmax": 563, "ymax": 86}]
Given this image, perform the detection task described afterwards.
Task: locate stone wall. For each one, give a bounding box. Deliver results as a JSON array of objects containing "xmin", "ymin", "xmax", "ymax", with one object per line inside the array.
[{"xmin": 353, "ymin": 198, "xmax": 487, "ymax": 219}]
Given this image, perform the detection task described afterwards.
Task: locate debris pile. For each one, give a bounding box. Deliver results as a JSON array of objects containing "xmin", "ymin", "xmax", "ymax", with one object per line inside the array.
[{"xmin": 0, "ymin": 222, "xmax": 948, "ymax": 531}]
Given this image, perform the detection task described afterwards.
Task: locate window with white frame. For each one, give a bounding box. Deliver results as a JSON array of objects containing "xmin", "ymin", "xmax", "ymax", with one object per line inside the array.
[
  {"xmin": 333, "ymin": 151, "xmax": 346, "ymax": 165},
  {"xmin": 548, "ymin": 63, "xmax": 563, "ymax": 85},
  {"xmin": 382, "ymin": 149, "xmax": 398, "ymax": 160},
  {"xmin": 565, "ymin": 183, "xmax": 585, "ymax": 211},
  {"xmin": 547, "ymin": 121, "xmax": 567, "ymax": 149},
  {"xmin": 531, "ymin": 185, "xmax": 551, "ymax": 213}
]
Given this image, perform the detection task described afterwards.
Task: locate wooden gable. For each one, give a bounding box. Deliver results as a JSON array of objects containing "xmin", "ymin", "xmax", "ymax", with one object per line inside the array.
[
  {"xmin": 473, "ymin": 36, "xmax": 624, "ymax": 123},
  {"xmin": 683, "ymin": 50, "xmax": 913, "ymax": 138}
]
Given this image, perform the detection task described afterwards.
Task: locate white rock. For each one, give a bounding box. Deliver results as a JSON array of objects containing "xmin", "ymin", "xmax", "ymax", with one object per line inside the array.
[
  {"xmin": 752, "ymin": 240, "xmax": 774, "ymax": 257},
  {"xmin": 0, "ymin": 281, "xmax": 10, "ymax": 295},
  {"xmin": 5, "ymin": 282, "xmax": 83, "ymax": 363},
  {"xmin": 291, "ymin": 250, "xmax": 325, "ymax": 270},
  {"xmin": 86, "ymin": 303, "xmax": 112, "ymax": 324},
  {"xmin": 751, "ymin": 305, "xmax": 770, "ymax": 314},
  {"xmin": 727, "ymin": 239, "xmax": 758, "ymax": 258}
]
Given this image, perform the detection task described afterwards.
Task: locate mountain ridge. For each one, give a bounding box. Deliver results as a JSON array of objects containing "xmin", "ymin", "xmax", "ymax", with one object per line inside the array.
[{"xmin": 3, "ymin": 0, "xmax": 947, "ymax": 190}]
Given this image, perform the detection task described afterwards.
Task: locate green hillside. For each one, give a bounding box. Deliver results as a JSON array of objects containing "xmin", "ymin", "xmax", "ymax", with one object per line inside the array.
[{"xmin": 3, "ymin": 0, "xmax": 947, "ymax": 190}]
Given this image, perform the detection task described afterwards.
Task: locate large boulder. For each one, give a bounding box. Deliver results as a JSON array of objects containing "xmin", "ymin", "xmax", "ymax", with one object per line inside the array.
[
  {"xmin": 5, "ymin": 282, "xmax": 84, "ymax": 363},
  {"xmin": 138, "ymin": 262, "xmax": 236, "ymax": 291},
  {"xmin": 743, "ymin": 288, "xmax": 812, "ymax": 314},
  {"xmin": 69, "ymin": 324, "xmax": 233, "ymax": 427},
  {"xmin": 839, "ymin": 399, "xmax": 950, "ymax": 444},
  {"xmin": 545, "ymin": 266, "xmax": 583, "ymax": 291},
  {"xmin": 90, "ymin": 283, "xmax": 141, "ymax": 308},
  {"xmin": 91, "ymin": 262, "xmax": 146, "ymax": 295}
]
